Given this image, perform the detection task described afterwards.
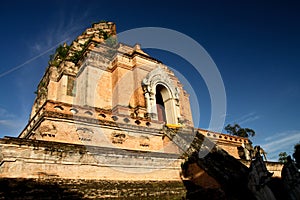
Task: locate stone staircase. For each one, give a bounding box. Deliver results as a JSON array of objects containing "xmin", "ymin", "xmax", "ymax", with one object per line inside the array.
[
  {"xmin": 163, "ymin": 126, "xmax": 256, "ymax": 199},
  {"xmin": 162, "ymin": 126, "xmax": 216, "ymax": 159}
]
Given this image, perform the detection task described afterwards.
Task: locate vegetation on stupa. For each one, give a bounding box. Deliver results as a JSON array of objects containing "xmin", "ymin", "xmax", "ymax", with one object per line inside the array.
[{"xmin": 48, "ymin": 21, "xmax": 118, "ymax": 67}]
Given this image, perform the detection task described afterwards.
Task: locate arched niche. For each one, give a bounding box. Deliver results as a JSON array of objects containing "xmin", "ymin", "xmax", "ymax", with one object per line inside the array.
[{"xmin": 142, "ymin": 67, "xmax": 180, "ymax": 124}]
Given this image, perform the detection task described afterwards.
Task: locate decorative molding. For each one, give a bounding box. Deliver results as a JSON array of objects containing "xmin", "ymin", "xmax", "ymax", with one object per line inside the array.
[
  {"xmin": 142, "ymin": 67, "xmax": 180, "ymax": 123},
  {"xmin": 142, "ymin": 67, "xmax": 179, "ymax": 99},
  {"xmin": 111, "ymin": 131, "xmax": 126, "ymax": 144}
]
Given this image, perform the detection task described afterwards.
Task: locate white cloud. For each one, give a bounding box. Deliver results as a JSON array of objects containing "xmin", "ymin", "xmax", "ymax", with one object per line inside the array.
[
  {"xmin": 264, "ymin": 132, "xmax": 288, "ymax": 141},
  {"xmin": 0, "ymin": 120, "xmax": 23, "ymax": 129},
  {"xmin": 0, "ymin": 4, "xmax": 90, "ymax": 79},
  {"xmin": 30, "ymin": 4, "xmax": 90, "ymax": 55},
  {"xmin": 0, "ymin": 39, "xmax": 69, "ymax": 78},
  {"xmin": 32, "ymin": 43, "xmax": 42, "ymax": 52},
  {"xmin": 0, "ymin": 107, "xmax": 27, "ymax": 136},
  {"xmin": 0, "ymin": 107, "xmax": 15, "ymax": 118},
  {"xmin": 226, "ymin": 112, "xmax": 260, "ymax": 126},
  {"xmin": 260, "ymin": 130, "xmax": 300, "ymax": 161},
  {"xmin": 239, "ymin": 115, "xmax": 260, "ymax": 125}
]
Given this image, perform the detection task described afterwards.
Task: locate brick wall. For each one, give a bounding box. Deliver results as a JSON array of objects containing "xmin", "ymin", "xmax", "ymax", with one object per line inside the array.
[{"xmin": 0, "ymin": 137, "xmax": 183, "ymax": 181}]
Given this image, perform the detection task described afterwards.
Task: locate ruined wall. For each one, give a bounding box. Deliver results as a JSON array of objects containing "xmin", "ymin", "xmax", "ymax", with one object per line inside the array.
[{"xmin": 0, "ymin": 137, "xmax": 183, "ymax": 181}]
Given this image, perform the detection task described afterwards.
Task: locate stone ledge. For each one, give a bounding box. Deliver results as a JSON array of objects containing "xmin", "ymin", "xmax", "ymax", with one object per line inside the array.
[{"xmin": 0, "ymin": 137, "xmax": 180, "ymax": 159}]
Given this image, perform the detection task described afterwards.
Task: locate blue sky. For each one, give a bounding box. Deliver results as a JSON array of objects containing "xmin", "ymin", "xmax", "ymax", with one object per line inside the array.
[{"xmin": 0, "ymin": 0, "xmax": 299, "ymax": 161}]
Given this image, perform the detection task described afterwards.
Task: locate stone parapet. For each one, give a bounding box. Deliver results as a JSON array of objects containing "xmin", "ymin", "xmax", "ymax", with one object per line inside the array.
[
  {"xmin": 240, "ymin": 160, "xmax": 283, "ymax": 177},
  {"xmin": 197, "ymin": 128, "xmax": 249, "ymax": 159},
  {"xmin": 198, "ymin": 128, "xmax": 249, "ymax": 144}
]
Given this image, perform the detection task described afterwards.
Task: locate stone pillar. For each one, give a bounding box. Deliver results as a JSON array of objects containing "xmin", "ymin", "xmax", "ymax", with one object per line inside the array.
[{"xmin": 145, "ymin": 92, "xmax": 151, "ymax": 114}]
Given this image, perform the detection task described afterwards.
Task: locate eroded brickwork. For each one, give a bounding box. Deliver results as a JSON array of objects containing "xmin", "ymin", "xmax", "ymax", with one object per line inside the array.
[{"xmin": 0, "ymin": 137, "xmax": 182, "ymax": 180}]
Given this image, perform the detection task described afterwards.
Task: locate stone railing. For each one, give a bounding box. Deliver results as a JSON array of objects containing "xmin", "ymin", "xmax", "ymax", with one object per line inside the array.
[{"xmin": 197, "ymin": 128, "xmax": 249, "ymax": 145}]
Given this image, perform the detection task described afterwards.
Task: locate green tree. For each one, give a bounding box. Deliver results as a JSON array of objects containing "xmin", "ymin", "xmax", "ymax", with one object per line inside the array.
[
  {"xmin": 278, "ymin": 152, "xmax": 288, "ymax": 163},
  {"xmin": 224, "ymin": 124, "xmax": 255, "ymax": 138}
]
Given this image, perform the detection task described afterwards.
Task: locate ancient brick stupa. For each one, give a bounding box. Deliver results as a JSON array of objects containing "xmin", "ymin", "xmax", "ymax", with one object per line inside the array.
[{"xmin": 0, "ymin": 22, "xmax": 250, "ymax": 181}]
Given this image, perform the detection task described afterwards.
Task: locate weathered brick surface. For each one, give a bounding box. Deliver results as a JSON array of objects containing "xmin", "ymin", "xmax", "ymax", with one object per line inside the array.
[{"xmin": 0, "ymin": 137, "xmax": 183, "ymax": 180}]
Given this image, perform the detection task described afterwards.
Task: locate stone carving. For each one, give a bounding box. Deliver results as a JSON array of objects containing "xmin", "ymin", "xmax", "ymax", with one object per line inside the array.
[
  {"xmin": 76, "ymin": 127, "xmax": 94, "ymax": 134},
  {"xmin": 281, "ymin": 156, "xmax": 300, "ymax": 200},
  {"xmin": 238, "ymin": 143, "xmax": 267, "ymax": 161},
  {"xmin": 139, "ymin": 136, "xmax": 150, "ymax": 147},
  {"xmin": 76, "ymin": 127, "xmax": 93, "ymax": 142},
  {"xmin": 238, "ymin": 142, "xmax": 254, "ymax": 160},
  {"xmin": 248, "ymin": 146, "xmax": 275, "ymax": 200},
  {"xmin": 130, "ymin": 106, "xmax": 144, "ymax": 119},
  {"xmin": 254, "ymin": 145, "xmax": 267, "ymax": 161},
  {"xmin": 37, "ymin": 122, "xmax": 57, "ymax": 138},
  {"xmin": 111, "ymin": 132, "xmax": 126, "ymax": 144}
]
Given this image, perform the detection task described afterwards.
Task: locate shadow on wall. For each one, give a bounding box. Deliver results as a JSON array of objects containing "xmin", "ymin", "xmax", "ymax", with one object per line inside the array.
[
  {"xmin": 0, "ymin": 178, "xmax": 84, "ymax": 199},
  {"xmin": 0, "ymin": 178, "xmax": 187, "ymax": 199},
  {"xmin": 181, "ymin": 149, "xmax": 254, "ymax": 200}
]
